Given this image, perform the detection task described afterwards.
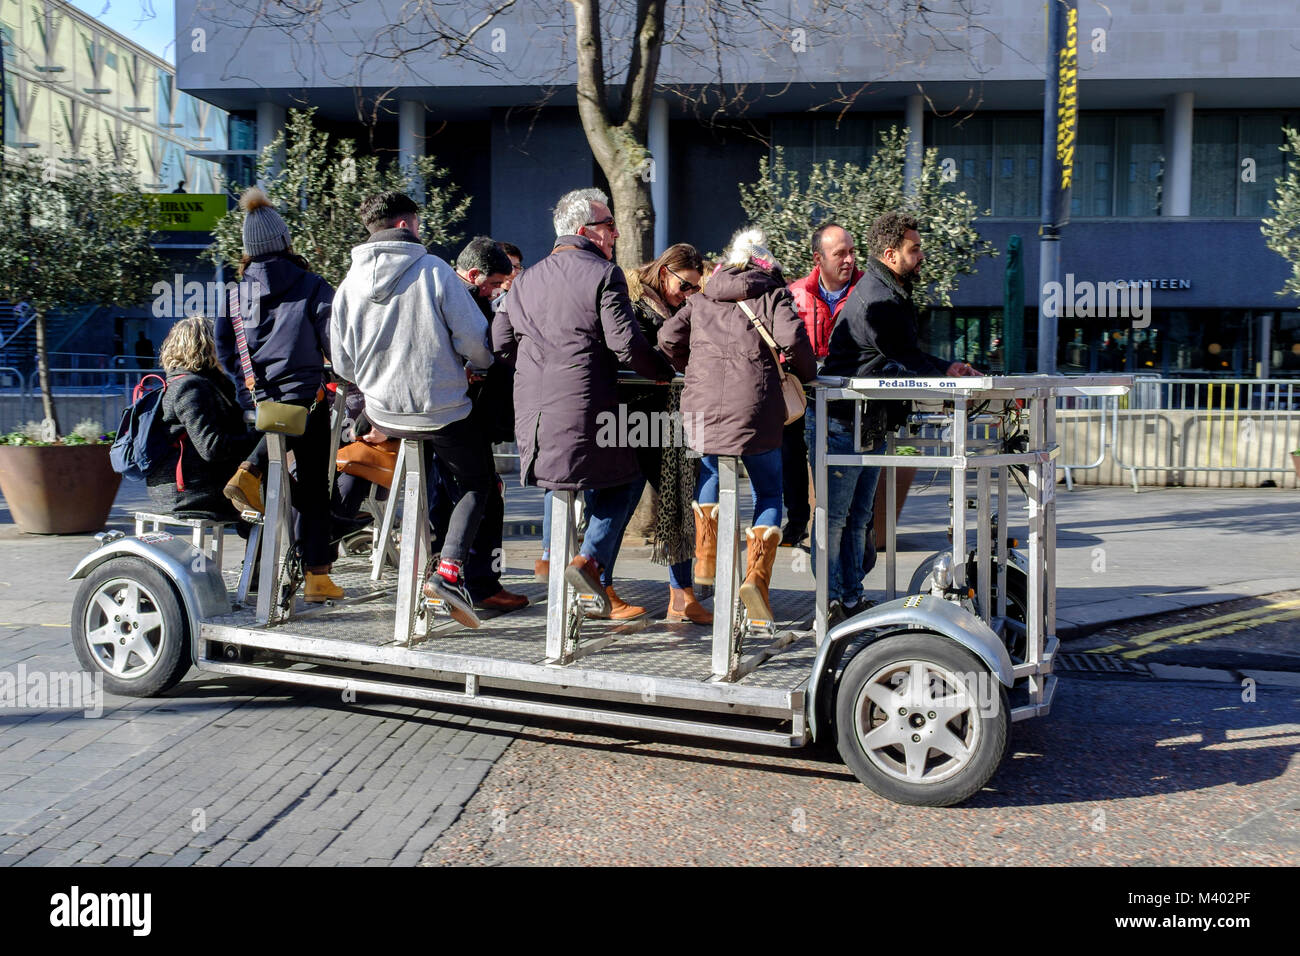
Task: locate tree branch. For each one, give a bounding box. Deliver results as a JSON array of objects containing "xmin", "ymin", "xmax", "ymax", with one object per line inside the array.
[
  {"xmin": 567, "ymin": 0, "xmax": 614, "ymax": 167},
  {"xmin": 620, "ymin": 0, "xmax": 665, "ymax": 133}
]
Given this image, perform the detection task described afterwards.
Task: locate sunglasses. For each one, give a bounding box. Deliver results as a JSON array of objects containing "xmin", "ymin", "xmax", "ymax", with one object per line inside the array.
[
  {"xmin": 584, "ymin": 216, "xmax": 616, "ymax": 228},
  {"xmin": 667, "ymin": 266, "xmax": 700, "ymax": 294}
]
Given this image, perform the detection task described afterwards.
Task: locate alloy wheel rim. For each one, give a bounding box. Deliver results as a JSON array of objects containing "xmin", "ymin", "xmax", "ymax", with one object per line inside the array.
[
  {"xmin": 853, "ymin": 658, "xmax": 983, "ymax": 785},
  {"xmin": 83, "ymin": 578, "xmax": 166, "ymax": 679}
]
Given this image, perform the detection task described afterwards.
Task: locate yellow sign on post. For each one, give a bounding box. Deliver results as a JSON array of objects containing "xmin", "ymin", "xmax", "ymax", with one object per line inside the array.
[{"xmin": 149, "ymin": 194, "xmax": 227, "ymax": 232}]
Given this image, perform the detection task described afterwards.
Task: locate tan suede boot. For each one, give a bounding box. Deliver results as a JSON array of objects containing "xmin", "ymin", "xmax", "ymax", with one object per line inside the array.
[
  {"xmin": 666, "ymin": 586, "xmax": 713, "ymax": 625},
  {"xmin": 738, "ymin": 526, "xmax": 781, "ymax": 623},
  {"xmin": 693, "ymin": 502, "xmax": 719, "ymax": 586}
]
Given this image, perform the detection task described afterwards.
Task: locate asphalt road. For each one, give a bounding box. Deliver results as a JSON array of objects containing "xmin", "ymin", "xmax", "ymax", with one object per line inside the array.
[{"xmin": 423, "ymin": 666, "xmax": 1298, "ymax": 866}]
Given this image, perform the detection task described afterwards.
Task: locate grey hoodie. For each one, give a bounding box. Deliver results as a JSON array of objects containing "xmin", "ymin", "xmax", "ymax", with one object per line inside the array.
[{"xmin": 330, "ymin": 230, "xmax": 493, "ymax": 433}]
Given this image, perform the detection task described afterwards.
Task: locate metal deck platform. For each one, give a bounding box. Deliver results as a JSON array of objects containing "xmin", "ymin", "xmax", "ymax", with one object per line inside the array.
[{"xmin": 202, "ymin": 552, "xmax": 817, "ymax": 743}]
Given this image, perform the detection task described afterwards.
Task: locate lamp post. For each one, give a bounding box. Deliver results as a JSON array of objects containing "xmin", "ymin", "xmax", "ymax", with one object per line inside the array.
[{"xmin": 1038, "ymin": 0, "xmax": 1079, "ymax": 373}]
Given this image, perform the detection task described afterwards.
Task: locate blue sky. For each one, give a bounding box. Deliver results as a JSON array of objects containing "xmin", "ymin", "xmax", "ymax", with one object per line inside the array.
[{"xmin": 68, "ymin": 0, "xmax": 174, "ymax": 62}]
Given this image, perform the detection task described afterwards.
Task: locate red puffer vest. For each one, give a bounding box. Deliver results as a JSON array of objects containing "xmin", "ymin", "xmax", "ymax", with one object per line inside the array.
[{"xmin": 787, "ymin": 266, "xmax": 864, "ymax": 359}]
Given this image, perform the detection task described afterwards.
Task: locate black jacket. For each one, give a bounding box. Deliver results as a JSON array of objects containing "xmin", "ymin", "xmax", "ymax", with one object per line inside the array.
[
  {"xmin": 821, "ymin": 258, "xmax": 949, "ymax": 421},
  {"xmin": 145, "ymin": 368, "xmax": 256, "ymax": 518}
]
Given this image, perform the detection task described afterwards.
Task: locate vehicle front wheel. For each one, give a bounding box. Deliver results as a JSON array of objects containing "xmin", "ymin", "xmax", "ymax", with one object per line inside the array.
[
  {"xmin": 834, "ymin": 632, "xmax": 1008, "ymax": 807},
  {"xmin": 71, "ymin": 557, "xmax": 191, "ymax": 697}
]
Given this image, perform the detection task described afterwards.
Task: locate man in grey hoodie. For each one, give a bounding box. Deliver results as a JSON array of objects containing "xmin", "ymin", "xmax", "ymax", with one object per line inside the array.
[{"xmin": 330, "ymin": 191, "xmax": 496, "ymax": 629}]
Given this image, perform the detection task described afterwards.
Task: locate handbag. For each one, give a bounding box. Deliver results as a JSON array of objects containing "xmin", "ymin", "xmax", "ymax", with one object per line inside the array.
[
  {"xmin": 737, "ymin": 299, "xmax": 807, "ymax": 425},
  {"xmin": 227, "ymin": 288, "xmax": 309, "ymax": 436},
  {"xmin": 336, "ymin": 438, "xmax": 400, "ymax": 489}
]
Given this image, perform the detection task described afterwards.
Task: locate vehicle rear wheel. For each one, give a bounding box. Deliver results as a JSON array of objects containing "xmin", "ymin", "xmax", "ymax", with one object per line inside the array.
[
  {"xmin": 71, "ymin": 557, "xmax": 191, "ymax": 697},
  {"xmin": 834, "ymin": 632, "xmax": 1008, "ymax": 807}
]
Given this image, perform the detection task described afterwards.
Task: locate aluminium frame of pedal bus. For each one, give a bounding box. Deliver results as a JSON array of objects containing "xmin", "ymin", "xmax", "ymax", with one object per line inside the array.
[{"xmin": 70, "ymin": 374, "xmax": 1132, "ymax": 804}]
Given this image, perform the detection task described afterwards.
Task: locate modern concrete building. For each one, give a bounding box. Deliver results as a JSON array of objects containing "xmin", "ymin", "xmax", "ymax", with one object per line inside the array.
[
  {"xmin": 175, "ymin": 0, "xmax": 1300, "ymax": 377},
  {"xmin": 3, "ymin": 0, "xmax": 225, "ymax": 191},
  {"xmin": 1, "ymin": 0, "xmax": 229, "ymax": 367}
]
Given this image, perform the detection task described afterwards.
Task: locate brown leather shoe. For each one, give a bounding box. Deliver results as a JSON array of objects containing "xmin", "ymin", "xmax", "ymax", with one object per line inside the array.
[
  {"xmin": 666, "ymin": 586, "xmax": 713, "ymax": 625},
  {"xmin": 594, "ymin": 585, "xmax": 646, "ymax": 621},
  {"xmin": 474, "ymin": 588, "xmax": 529, "ymax": 612},
  {"xmin": 534, "ymin": 558, "xmax": 549, "ymax": 583}
]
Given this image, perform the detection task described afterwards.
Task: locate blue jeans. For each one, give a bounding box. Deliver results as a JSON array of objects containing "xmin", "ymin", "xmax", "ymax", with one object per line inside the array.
[
  {"xmin": 808, "ymin": 416, "xmax": 883, "ymax": 607},
  {"xmin": 698, "ymin": 447, "xmax": 783, "ymax": 528},
  {"xmin": 580, "ymin": 481, "xmax": 645, "ymax": 585}
]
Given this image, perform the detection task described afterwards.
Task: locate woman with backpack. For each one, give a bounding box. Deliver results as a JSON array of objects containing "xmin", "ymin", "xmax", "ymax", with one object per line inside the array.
[
  {"xmin": 658, "ymin": 228, "xmax": 816, "ymax": 624},
  {"xmin": 145, "ymin": 317, "xmax": 256, "ymax": 520},
  {"xmin": 214, "ymin": 188, "xmax": 340, "ymax": 602}
]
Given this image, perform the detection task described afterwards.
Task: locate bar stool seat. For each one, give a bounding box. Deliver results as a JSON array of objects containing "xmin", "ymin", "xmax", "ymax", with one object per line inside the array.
[{"xmin": 134, "ymin": 511, "xmax": 229, "ymax": 572}]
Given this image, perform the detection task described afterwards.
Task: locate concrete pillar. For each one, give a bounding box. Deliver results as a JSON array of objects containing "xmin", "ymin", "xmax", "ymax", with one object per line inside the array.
[
  {"xmin": 648, "ymin": 97, "xmax": 669, "ymax": 255},
  {"xmin": 904, "ymin": 94, "xmax": 924, "ymax": 195},
  {"xmin": 255, "ymin": 101, "xmax": 285, "ymax": 183},
  {"xmin": 398, "ymin": 99, "xmax": 425, "ymax": 201},
  {"xmin": 1162, "ymin": 91, "xmax": 1194, "ymax": 216}
]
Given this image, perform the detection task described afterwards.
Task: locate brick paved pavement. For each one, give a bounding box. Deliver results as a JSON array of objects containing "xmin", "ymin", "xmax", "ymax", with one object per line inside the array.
[{"xmin": 0, "ymin": 485, "xmax": 523, "ymax": 866}]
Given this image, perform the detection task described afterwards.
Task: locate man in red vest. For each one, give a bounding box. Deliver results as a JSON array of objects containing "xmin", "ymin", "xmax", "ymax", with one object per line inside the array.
[{"xmin": 783, "ymin": 222, "xmax": 863, "ymax": 546}]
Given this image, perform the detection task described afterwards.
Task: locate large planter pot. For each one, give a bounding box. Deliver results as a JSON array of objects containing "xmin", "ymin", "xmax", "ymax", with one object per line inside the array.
[
  {"xmin": 874, "ymin": 465, "xmax": 918, "ymax": 549},
  {"xmin": 1292, "ymin": 453, "xmax": 1300, "ymax": 479},
  {"xmin": 0, "ymin": 444, "xmax": 122, "ymax": 534}
]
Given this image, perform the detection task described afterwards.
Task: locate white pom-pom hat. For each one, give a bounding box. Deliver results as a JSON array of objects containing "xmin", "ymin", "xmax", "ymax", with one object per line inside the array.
[{"xmin": 724, "ymin": 227, "xmax": 780, "ymax": 273}]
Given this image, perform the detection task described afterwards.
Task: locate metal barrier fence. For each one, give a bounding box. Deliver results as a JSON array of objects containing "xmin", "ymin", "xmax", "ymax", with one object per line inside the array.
[
  {"xmin": 1107, "ymin": 378, "xmax": 1300, "ymax": 491},
  {"xmin": 905, "ymin": 378, "xmax": 1297, "ymax": 491},
  {"xmin": 0, "ymin": 367, "xmax": 164, "ymax": 437}
]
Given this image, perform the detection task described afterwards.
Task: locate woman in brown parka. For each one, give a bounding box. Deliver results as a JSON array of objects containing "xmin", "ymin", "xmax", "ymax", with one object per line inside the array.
[{"xmin": 658, "ymin": 228, "xmax": 816, "ymax": 623}]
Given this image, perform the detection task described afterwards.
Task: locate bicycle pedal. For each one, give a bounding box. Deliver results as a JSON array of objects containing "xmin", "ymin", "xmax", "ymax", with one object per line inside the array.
[
  {"xmin": 421, "ymin": 596, "xmax": 451, "ymax": 617},
  {"xmin": 240, "ymin": 509, "xmax": 264, "ymax": 525},
  {"xmin": 745, "ymin": 618, "xmax": 776, "ymax": 639},
  {"xmin": 574, "ymin": 592, "xmax": 604, "ymax": 613}
]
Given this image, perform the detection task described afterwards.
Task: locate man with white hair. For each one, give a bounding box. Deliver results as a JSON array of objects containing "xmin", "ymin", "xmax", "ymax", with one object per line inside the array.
[{"xmin": 492, "ymin": 187, "xmax": 673, "ymax": 619}]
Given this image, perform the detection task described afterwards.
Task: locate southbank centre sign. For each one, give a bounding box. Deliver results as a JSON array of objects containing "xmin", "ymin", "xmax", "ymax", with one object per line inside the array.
[{"xmin": 148, "ymin": 194, "xmax": 227, "ymax": 232}]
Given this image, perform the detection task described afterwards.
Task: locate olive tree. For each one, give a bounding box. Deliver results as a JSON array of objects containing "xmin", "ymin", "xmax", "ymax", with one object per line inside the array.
[
  {"xmin": 0, "ymin": 152, "xmax": 166, "ymax": 435},
  {"xmin": 210, "ymin": 107, "xmax": 468, "ymax": 287},
  {"xmin": 1262, "ymin": 126, "xmax": 1300, "ymax": 299},
  {"xmin": 736, "ymin": 127, "xmax": 995, "ymax": 306}
]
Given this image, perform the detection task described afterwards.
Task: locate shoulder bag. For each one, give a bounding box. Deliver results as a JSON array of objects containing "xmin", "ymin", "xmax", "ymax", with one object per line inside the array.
[
  {"xmin": 227, "ymin": 288, "xmax": 308, "ymax": 436},
  {"xmin": 737, "ymin": 299, "xmax": 807, "ymax": 425}
]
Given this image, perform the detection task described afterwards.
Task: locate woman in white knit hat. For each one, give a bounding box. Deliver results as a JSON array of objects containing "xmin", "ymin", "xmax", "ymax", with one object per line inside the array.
[
  {"xmin": 657, "ymin": 227, "xmax": 816, "ymax": 624},
  {"xmin": 213, "ymin": 187, "xmax": 343, "ymax": 602}
]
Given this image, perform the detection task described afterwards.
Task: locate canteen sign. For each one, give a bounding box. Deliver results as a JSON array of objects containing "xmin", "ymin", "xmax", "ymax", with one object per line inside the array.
[{"xmin": 147, "ymin": 193, "xmax": 227, "ymax": 231}]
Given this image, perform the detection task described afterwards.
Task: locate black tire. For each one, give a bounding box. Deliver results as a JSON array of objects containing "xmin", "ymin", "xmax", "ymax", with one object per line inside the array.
[
  {"xmin": 71, "ymin": 557, "xmax": 192, "ymax": 697},
  {"xmin": 910, "ymin": 553, "xmax": 1028, "ymax": 663},
  {"xmin": 834, "ymin": 632, "xmax": 1008, "ymax": 807}
]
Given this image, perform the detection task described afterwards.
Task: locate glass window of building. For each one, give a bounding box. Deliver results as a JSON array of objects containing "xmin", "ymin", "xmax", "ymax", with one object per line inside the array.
[
  {"xmin": 157, "ymin": 69, "xmax": 173, "ymax": 122},
  {"xmin": 1115, "ymin": 114, "xmax": 1162, "ymax": 216},
  {"xmin": 1190, "ymin": 112, "xmax": 1299, "ymax": 217},
  {"xmin": 229, "ymin": 113, "xmax": 256, "ymax": 151},
  {"xmin": 1275, "ymin": 312, "xmax": 1300, "ymax": 376},
  {"xmin": 992, "ymin": 116, "xmax": 1041, "ymax": 217},
  {"xmin": 929, "ymin": 115, "xmax": 992, "ymax": 213},
  {"xmin": 769, "ymin": 114, "xmax": 899, "ymax": 178},
  {"xmin": 1072, "ymin": 115, "xmax": 1113, "ymax": 217},
  {"xmin": 1237, "ymin": 115, "xmax": 1289, "ymax": 217},
  {"xmin": 1191, "ymin": 114, "xmax": 1237, "ymax": 216}
]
